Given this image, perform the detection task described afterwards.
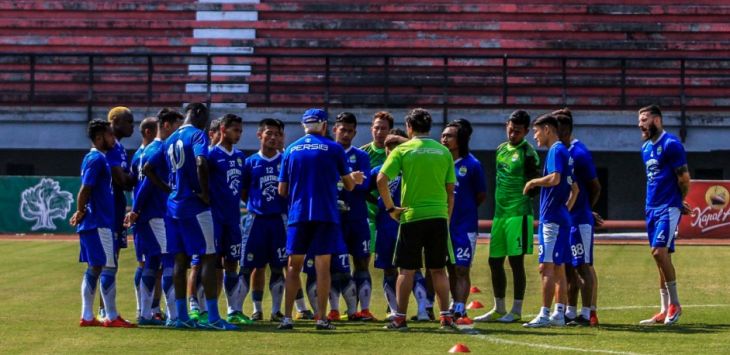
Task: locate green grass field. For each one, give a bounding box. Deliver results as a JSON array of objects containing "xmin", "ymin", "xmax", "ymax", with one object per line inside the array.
[{"xmin": 1, "ymin": 240, "xmax": 729, "ymax": 354}]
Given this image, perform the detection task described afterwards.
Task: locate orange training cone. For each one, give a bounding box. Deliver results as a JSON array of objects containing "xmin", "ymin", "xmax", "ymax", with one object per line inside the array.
[
  {"xmin": 469, "ymin": 286, "xmax": 481, "ymax": 293},
  {"xmin": 466, "ymin": 300, "xmax": 484, "ymax": 310},
  {"xmin": 449, "ymin": 343, "xmax": 471, "ymax": 353}
]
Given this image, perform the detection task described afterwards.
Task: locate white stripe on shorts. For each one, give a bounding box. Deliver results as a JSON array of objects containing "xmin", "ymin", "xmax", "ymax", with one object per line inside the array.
[
  {"xmin": 667, "ymin": 207, "xmax": 681, "ymax": 247},
  {"xmin": 196, "ymin": 210, "xmax": 217, "ymax": 255},
  {"xmin": 577, "ymin": 224, "xmax": 593, "ymax": 264},
  {"xmin": 542, "ymin": 223, "xmax": 559, "ymax": 263},
  {"xmin": 98, "ymin": 228, "xmax": 116, "ymax": 268},
  {"xmin": 149, "ymin": 218, "xmax": 168, "ymax": 254}
]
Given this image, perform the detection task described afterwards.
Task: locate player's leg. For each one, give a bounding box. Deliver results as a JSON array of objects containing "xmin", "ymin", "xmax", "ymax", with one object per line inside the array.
[
  {"xmin": 350, "ymin": 219, "xmax": 374, "ymax": 320},
  {"xmin": 187, "ymin": 261, "xmax": 201, "ymax": 319},
  {"xmin": 220, "ymin": 221, "xmax": 248, "ymax": 325},
  {"xmin": 411, "ymin": 269, "xmax": 432, "ymax": 321},
  {"xmin": 449, "ymin": 231, "xmax": 477, "ymax": 324},
  {"xmin": 269, "ymin": 265, "xmax": 286, "ymax": 321},
  {"xmin": 564, "ymin": 264, "xmax": 580, "ymax": 320},
  {"xmin": 499, "ymin": 214, "xmax": 533, "ymax": 322},
  {"xmin": 267, "ymin": 216, "xmax": 288, "ymax": 321},
  {"xmin": 524, "ymin": 223, "xmax": 557, "ymax": 328},
  {"xmin": 304, "ymin": 257, "xmax": 319, "ymax": 315},
  {"xmin": 549, "ymin": 224, "xmax": 571, "ymax": 326},
  {"xmin": 132, "ymin": 232, "xmax": 144, "ymax": 320},
  {"xmin": 97, "ymin": 228, "xmax": 134, "ymax": 327},
  {"xmin": 374, "ymin": 225, "xmax": 399, "ymax": 319},
  {"xmin": 195, "ymin": 210, "xmax": 235, "ymax": 329},
  {"xmin": 138, "ymin": 255, "xmax": 162, "ymax": 325},
  {"xmin": 385, "ymin": 221, "xmax": 421, "ymax": 330},
  {"xmin": 478, "ymin": 216, "xmax": 508, "ymax": 322},
  {"xmin": 79, "ymin": 229, "xmax": 103, "ymax": 326},
  {"xmin": 502, "ymin": 254, "xmax": 526, "ymax": 322},
  {"xmin": 423, "ymin": 218, "xmax": 456, "ymax": 329},
  {"xmin": 250, "ymin": 268, "xmax": 265, "ymax": 320},
  {"xmin": 279, "ymin": 254, "xmax": 305, "ymax": 330}
]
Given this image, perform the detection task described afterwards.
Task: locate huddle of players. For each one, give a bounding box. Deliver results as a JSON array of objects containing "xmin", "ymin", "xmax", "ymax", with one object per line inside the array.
[{"xmin": 71, "ymin": 102, "xmax": 686, "ymax": 330}]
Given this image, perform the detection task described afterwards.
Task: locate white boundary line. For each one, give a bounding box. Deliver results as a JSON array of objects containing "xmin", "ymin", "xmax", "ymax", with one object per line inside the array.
[
  {"xmin": 471, "ymin": 332, "xmax": 647, "ymax": 355},
  {"xmin": 471, "ymin": 304, "xmax": 730, "ymax": 355}
]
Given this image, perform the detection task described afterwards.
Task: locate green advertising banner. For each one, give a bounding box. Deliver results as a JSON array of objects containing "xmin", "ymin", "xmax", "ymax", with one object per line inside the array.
[{"xmin": 0, "ymin": 176, "xmax": 130, "ymax": 235}]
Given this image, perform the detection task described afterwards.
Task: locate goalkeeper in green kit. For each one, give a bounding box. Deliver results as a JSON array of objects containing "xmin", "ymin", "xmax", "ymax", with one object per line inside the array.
[
  {"xmin": 361, "ymin": 111, "xmax": 395, "ymax": 248},
  {"xmin": 475, "ymin": 110, "xmax": 540, "ymax": 323}
]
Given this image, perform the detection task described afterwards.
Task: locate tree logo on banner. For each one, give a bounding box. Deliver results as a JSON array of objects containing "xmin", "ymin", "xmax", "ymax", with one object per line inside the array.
[{"xmin": 19, "ymin": 178, "xmax": 74, "ymax": 231}]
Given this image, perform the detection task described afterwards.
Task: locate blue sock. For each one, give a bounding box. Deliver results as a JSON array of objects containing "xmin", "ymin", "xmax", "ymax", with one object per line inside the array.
[
  {"xmin": 206, "ymin": 298, "xmax": 221, "ymax": 323},
  {"xmin": 454, "ymin": 302, "xmax": 465, "ymax": 316},
  {"xmin": 176, "ymin": 299, "xmax": 189, "ymax": 321}
]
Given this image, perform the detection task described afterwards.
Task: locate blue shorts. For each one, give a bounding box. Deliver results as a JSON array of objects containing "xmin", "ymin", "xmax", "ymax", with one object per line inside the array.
[
  {"xmin": 450, "ymin": 230, "xmax": 478, "ymax": 267},
  {"xmin": 646, "ymin": 207, "xmax": 680, "ymax": 253},
  {"xmin": 303, "ymin": 250, "xmax": 351, "ymax": 275},
  {"xmin": 538, "ymin": 222, "xmax": 570, "ymax": 265},
  {"xmin": 241, "ymin": 213, "xmax": 288, "ymax": 269},
  {"xmin": 136, "ymin": 217, "xmax": 178, "ymax": 258},
  {"xmin": 214, "ymin": 216, "xmax": 242, "ymax": 263},
  {"xmin": 374, "ymin": 226, "xmax": 398, "ymax": 269},
  {"xmin": 569, "ymin": 224, "xmax": 594, "ymax": 266},
  {"xmin": 341, "ymin": 218, "xmax": 371, "ymax": 258},
  {"xmin": 131, "ymin": 224, "xmax": 144, "ymax": 262},
  {"xmin": 79, "ymin": 228, "xmax": 117, "ymax": 268},
  {"xmin": 169, "ymin": 210, "xmax": 218, "ymax": 257},
  {"xmin": 286, "ymin": 221, "xmax": 342, "ymax": 256}
]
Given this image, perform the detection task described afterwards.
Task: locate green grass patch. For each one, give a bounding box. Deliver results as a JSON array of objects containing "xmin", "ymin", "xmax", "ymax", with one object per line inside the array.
[{"xmin": 0, "ymin": 240, "xmax": 728, "ymax": 354}]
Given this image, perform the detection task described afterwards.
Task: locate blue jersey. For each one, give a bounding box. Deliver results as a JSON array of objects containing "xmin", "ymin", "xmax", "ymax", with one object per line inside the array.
[
  {"xmin": 208, "ymin": 144, "xmax": 245, "ymax": 223},
  {"xmin": 279, "ymin": 134, "xmax": 348, "ymax": 225},
  {"xmin": 569, "ymin": 139, "xmax": 598, "ymax": 225},
  {"xmin": 165, "ymin": 124, "xmax": 210, "ymax": 218},
  {"xmin": 243, "ymin": 151, "xmax": 286, "ymax": 216},
  {"xmin": 106, "ymin": 140, "xmax": 129, "ymax": 231},
  {"xmin": 132, "ymin": 139, "xmax": 169, "ymax": 222},
  {"xmin": 372, "ymin": 165, "xmax": 401, "ymax": 239},
  {"xmin": 78, "ymin": 148, "xmax": 114, "ymax": 232},
  {"xmin": 130, "ymin": 144, "xmax": 145, "ymax": 201},
  {"xmin": 339, "ymin": 147, "xmax": 371, "ymax": 221},
  {"xmin": 539, "ymin": 141, "xmax": 573, "ymax": 225},
  {"xmin": 452, "ymin": 153, "xmax": 487, "ymax": 234},
  {"xmin": 642, "ymin": 132, "xmax": 687, "ymax": 210}
]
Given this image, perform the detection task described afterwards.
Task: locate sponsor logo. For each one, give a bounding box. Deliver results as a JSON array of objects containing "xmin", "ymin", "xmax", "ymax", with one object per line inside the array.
[
  {"xmin": 458, "ymin": 165, "xmax": 468, "ymax": 177},
  {"xmin": 691, "ymin": 185, "xmax": 730, "ymax": 233}
]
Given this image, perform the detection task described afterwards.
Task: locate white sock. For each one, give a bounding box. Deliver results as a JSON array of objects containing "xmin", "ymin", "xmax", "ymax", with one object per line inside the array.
[
  {"xmin": 565, "ymin": 305, "xmax": 577, "ymax": 319},
  {"xmin": 329, "ymin": 287, "xmax": 341, "ymax": 312},
  {"xmin": 100, "ymin": 270, "xmax": 118, "ymax": 320},
  {"xmin": 162, "ymin": 267, "xmax": 177, "ymax": 320},
  {"xmin": 540, "ymin": 306, "xmax": 550, "ymax": 317},
  {"xmin": 196, "ymin": 284, "xmax": 207, "ymax": 312},
  {"xmin": 225, "ymin": 274, "xmax": 242, "ymax": 315},
  {"xmin": 81, "ymin": 271, "xmax": 98, "ymax": 321},
  {"xmin": 665, "ymin": 281, "xmax": 680, "ymax": 306},
  {"xmin": 342, "ymin": 279, "xmax": 358, "ymax": 316},
  {"xmin": 590, "ymin": 305, "xmax": 597, "ymax": 311},
  {"xmin": 660, "ymin": 288, "xmax": 669, "ymax": 313},
  {"xmin": 495, "ymin": 297, "xmax": 506, "ymax": 313},
  {"xmin": 511, "ymin": 299, "xmax": 523, "ymax": 315},
  {"xmin": 306, "ymin": 281, "xmax": 318, "ymax": 313},
  {"xmin": 581, "ymin": 307, "xmax": 591, "ymax": 319},
  {"xmin": 552, "ymin": 303, "xmax": 565, "ymax": 319},
  {"xmin": 270, "ymin": 278, "xmax": 285, "ymax": 315},
  {"xmin": 384, "ymin": 283, "xmax": 399, "ymax": 314},
  {"xmin": 295, "ymin": 297, "xmax": 308, "ymax": 313},
  {"xmin": 140, "ymin": 276, "xmax": 155, "ymax": 320},
  {"xmin": 413, "ymin": 281, "xmax": 428, "ymax": 314},
  {"xmin": 253, "ymin": 300, "xmax": 263, "ymax": 314}
]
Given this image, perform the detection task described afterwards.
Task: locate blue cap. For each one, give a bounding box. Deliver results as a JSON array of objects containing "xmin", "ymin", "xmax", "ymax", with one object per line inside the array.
[{"xmin": 301, "ymin": 108, "xmax": 328, "ymax": 124}]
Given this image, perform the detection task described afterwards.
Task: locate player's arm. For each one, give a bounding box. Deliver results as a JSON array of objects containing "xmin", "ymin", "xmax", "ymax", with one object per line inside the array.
[
  {"xmin": 278, "ymin": 182, "xmax": 288, "ymax": 198},
  {"xmin": 126, "ymin": 173, "xmax": 155, "ymax": 227},
  {"xmin": 523, "ymin": 172, "xmax": 560, "ymax": 195},
  {"xmin": 676, "ymin": 164, "xmax": 692, "ymax": 214},
  {"xmin": 142, "ymin": 162, "xmax": 171, "ymax": 194},
  {"xmin": 341, "ymin": 171, "xmax": 365, "ymax": 191},
  {"xmin": 377, "ymin": 172, "xmax": 405, "ymax": 221},
  {"xmin": 196, "ymin": 156, "xmax": 210, "ymax": 205},
  {"xmin": 70, "ymin": 185, "xmax": 92, "ymax": 226},
  {"xmin": 111, "ymin": 166, "xmax": 134, "ymax": 191},
  {"xmin": 566, "ymin": 181, "xmax": 579, "ymax": 211},
  {"xmin": 446, "ymin": 182, "xmax": 455, "ymax": 219}
]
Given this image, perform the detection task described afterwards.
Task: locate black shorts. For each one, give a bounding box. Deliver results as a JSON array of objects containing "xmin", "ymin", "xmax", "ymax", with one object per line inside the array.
[{"xmin": 394, "ymin": 218, "xmax": 450, "ymax": 269}]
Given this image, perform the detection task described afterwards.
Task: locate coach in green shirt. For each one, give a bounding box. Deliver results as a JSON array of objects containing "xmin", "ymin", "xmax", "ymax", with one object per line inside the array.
[{"xmin": 377, "ymin": 108, "xmax": 456, "ymax": 330}]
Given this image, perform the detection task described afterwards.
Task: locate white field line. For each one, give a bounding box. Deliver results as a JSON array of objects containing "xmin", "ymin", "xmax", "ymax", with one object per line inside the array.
[{"xmin": 471, "ymin": 332, "xmax": 648, "ymax": 355}]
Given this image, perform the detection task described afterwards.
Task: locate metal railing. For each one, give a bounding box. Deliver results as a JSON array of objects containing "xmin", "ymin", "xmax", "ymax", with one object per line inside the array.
[{"xmin": 2, "ymin": 53, "xmax": 730, "ymax": 140}]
